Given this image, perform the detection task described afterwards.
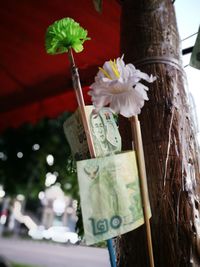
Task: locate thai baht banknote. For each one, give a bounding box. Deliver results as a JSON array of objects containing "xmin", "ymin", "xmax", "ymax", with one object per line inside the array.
[
  {"xmin": 77, "ymin": 151, "xmax": 151, "ymax": 245},
  {"xmin": 63, "ymin": 105, "xmax": 121, "ymax": 160}
]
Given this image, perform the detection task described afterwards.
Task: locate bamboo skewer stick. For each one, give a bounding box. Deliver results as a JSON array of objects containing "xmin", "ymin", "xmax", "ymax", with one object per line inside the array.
[
  {"xmin": 68, "ymin": 51, "xmax": 154, "ymax": 266},
  {"xmin": 68, "ymin": 49, "xmax": 96, "ymax": 158},
  {"xmin": 68, "ymin": 48, "xmax": 116, "ymax": 267},
  {"xmin": 130, "ymin": 116, "xmax": 155, "ymax": 267}
]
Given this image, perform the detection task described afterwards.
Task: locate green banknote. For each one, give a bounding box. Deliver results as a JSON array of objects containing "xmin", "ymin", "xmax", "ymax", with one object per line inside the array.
[
  {"xmin": 63, "ymin": 105, "xmax": 121, "ymax": 160},
  {"xmin": 77, "ymin": 151, "xmax": 151, "ymax": 245},
  {"xmin": 63, "ymin": 107, "xmax": 90, "ymax": 161}
]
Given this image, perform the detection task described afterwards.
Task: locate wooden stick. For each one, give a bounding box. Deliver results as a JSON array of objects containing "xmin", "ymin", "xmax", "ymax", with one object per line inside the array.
[
  {"xmin": 68, "ymin": 48, "xmax": 116, "ymax": 267},
  {"xmin": 130, "ymin": 116, "xmax": 155, "ymax": 267},
  {"xmin": 68, "ymin": 49, "xmax": 96, "ymax": 158}
]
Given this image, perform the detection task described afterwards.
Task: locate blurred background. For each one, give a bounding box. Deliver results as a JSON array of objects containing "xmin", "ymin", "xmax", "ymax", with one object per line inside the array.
[
  {"xmin": 0, "ymin": 112, "xmax": 80, "ymax": 243},
  {"xmin": 0, "ymin": 0, "xmax": 199, "ymax": 266}
]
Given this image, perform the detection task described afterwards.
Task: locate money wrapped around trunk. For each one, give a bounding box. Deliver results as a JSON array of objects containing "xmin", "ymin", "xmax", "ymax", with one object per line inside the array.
[{"xmin": 77, "ymin": 151, "xmax": 151, "ymax": 245}]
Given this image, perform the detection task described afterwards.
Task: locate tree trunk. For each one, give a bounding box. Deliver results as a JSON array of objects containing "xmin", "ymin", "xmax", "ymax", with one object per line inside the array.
[{"xmin": 118, "ymin": 0, "xmax": 200, "ymax": 266}]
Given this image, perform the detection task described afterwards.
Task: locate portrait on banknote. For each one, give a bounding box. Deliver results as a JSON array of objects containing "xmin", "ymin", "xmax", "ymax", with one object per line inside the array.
[
  {"xmin": 63, "ymin": 106, "xmax": 121, "ymax": 159},
  {"xmin": 89, "ymin": 108, "xmax": 121, "ymax": 157}
]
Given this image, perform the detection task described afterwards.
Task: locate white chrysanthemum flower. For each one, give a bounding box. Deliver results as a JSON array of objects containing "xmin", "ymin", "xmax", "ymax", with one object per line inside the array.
[{"xmin": 89, "ymin": 56, "xmax": 156, "ymax": 118}]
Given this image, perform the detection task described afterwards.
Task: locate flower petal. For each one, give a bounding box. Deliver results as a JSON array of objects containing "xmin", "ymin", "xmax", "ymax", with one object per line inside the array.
[{"xmin": 89, "ymin": 56, "xmax": 156, "ymax": 118}]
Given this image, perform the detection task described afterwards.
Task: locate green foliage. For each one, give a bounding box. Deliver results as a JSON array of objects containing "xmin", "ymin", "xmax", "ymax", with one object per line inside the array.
[
  {"xmin": 45, "ymin": 17, "xmax": 90, "ymax": 54},
  {"xmin": 0, "ymin": 112, "xmax": 78, "ymax": 200},
  {"xmin": 12, "ymin": 263, "xmax": 41, "ymax": 267}
]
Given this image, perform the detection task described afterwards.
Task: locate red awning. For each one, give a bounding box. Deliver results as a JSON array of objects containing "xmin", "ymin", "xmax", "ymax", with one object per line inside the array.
[{"xmin": 0, "ymin": 0, "xmax": 120, "ymax": 132}]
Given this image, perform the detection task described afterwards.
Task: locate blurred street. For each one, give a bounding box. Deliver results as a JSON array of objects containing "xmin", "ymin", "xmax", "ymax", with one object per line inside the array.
[{"xmin": 0, "ymin": 237, "xmax": 110, "ymax": 267}]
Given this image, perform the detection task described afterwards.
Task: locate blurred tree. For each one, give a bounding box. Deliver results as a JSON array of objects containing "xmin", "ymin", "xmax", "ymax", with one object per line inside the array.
[{"xmin": 0, "ymin": 112, "xmax": 78, "ymax": 200}]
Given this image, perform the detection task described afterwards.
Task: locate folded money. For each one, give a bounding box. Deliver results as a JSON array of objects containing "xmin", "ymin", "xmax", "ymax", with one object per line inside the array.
[
  {"xmin": 77, "ymin": 151, "xmax": 151, "ymax": 245},
  {"xmin": 63, "ymin": 106, "xmax": 121, "ymax": 160}
]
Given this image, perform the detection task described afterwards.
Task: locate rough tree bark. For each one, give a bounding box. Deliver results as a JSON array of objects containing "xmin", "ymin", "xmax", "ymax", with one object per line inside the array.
[{"xmin": 118, "ymin": 0, "xmax": 200, "ymax": 266}]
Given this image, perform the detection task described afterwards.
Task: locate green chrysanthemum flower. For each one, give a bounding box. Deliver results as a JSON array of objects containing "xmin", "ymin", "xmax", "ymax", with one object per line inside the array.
[{"xmin": 45, "ymin": 17, "xmax": 90, "ymax": 54}]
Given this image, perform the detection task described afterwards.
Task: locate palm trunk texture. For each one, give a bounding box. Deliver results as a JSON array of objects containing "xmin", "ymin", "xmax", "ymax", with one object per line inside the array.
[{"xmin": 118, "ymin": 0, "xmax": 200, "ymax": 266}]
